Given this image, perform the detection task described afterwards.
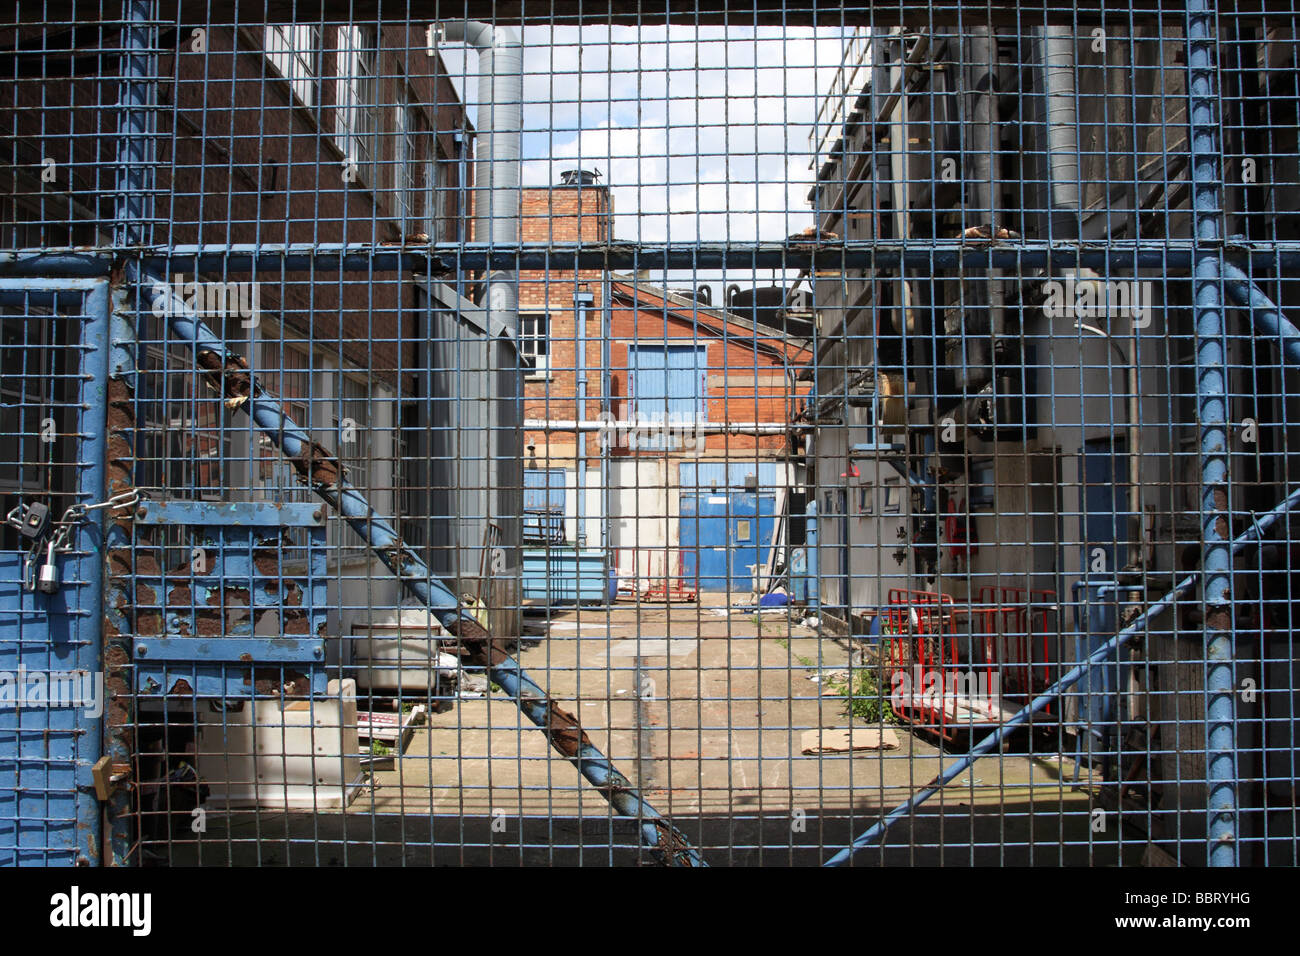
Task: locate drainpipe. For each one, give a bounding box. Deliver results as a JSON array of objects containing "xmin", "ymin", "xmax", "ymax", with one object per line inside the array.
[
  {"xmin": 1186, "ymin": 0, "xmax": 1237, "ymax": 868},
  {"xmin": 601, "ymin": 277, "xmax": 612, "ymax": 554},
  {"xmin": 575, "ymin": 289, "xmax": 593, "ymax": 545}
]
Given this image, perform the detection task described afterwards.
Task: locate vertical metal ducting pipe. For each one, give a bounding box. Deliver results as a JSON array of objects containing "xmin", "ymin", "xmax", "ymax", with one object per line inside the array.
[
  {"xmin": 1036, "ymin": 27, "xmax": 1081, "ymax": 241},
  {"xmin": 1039, "ymin": 27, "xmax": 1142, "ymax": 557},
  {"xmin": 439, "ymin": 21, "xmax": 523, "ymax": 638}
]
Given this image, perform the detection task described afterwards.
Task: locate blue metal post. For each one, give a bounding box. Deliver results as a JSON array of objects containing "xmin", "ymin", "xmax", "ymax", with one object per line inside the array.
[
  {"xmin": 805, "ymin": 499, "xmax": 819, "ymax": 613},
  {"xmin": 103, "ymin": 0, "xmax": 156, "ymax": 867},
  {"xmin": 76, "ymin": 280, "xmax": 111, "ymax": 865},
  {"xmin": 1187, "ymin": 0, "xmax": 1239, "ymax": 867}
]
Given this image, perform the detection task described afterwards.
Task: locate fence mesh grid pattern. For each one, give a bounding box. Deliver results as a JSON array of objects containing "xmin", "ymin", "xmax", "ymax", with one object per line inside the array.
[{"xmin": 0, "ymin": 2, "xmax": 1296, "ymax": 866}]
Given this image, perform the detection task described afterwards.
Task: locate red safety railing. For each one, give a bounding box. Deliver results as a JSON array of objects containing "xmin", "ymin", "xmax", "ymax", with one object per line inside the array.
[
  {"xmin": 883, "ymin": 586, "xmax": 1058, "ymax": 741},
  {"xmin": 975, "ymin": 586, "xmax": 1058, "ymax": 714},
  {"xmin": 882, "ymin": 589, "xmax": 965, "ymax": 740}
]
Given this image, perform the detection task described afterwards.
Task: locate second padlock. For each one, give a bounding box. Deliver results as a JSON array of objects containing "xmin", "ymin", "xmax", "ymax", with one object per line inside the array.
[{"xmin": 36, "ymin": 538, "xmax": 60, "ymax": 594}]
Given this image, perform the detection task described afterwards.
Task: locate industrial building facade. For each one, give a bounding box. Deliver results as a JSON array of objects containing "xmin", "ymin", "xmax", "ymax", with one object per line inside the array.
[
  {"xmin": 0, "ymin": 3, "xmax": 1296, "ymax": 872},
  {"xmin": 804, "ymin": 21, "xmax": 1300, "ymax": 863}
]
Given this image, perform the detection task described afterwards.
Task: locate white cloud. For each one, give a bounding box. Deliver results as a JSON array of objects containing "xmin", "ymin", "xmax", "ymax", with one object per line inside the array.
[{"xmin": 440, "ymin": 24, "xmax": 851, "ymax": 298}]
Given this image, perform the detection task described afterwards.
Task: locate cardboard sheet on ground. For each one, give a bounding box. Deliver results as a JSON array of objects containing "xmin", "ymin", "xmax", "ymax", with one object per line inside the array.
[{"xmin": 800, "ymin": 727, "xmax": 900, "ymax": 755}]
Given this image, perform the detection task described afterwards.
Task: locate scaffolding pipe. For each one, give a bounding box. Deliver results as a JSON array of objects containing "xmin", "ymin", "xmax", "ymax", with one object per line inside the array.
[
  {"xmin": 27, "ymin": 241, "xmax": 1300, "ymax": 275},
  {"xmin": 826, "ymin": 483, "xmax": 1300, "ymax": 866},
  {"xmin": 1222, "ymin": 261, "xmax": 1300, "ymax": 366},
  {"xmin": 1187, "ymin": 0, "xmax": 1238, "ymax": 867}
]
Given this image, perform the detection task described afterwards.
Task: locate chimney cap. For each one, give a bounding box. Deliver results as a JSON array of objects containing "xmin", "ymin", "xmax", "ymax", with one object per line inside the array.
[{"xmin": 559, "ymin": 168, "xmax": 602, "ymax": 186}]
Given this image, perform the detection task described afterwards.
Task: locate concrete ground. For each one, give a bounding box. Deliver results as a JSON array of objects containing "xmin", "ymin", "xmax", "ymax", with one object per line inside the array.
[{"xmin": 176, "ymin": 593, "xmax": 1117, "ymax": 865}]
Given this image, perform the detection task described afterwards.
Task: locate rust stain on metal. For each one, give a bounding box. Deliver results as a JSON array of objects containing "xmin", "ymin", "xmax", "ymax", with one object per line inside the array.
[
  {"xmin": 198, "ymin": 340, "xmax": 345, "ymax": 490},
  {"xmin": 543, "ymin": 699, "xmax": 593, "ymax": 755},
  {"xmin": 196, "ymin": 346, "xmax": 252, "ymax": 404},
  {"xmin": 204, "ymin": 587, "xmax": 249, "ymax": 608},
  {"xmin": 252, "ymin": 670, "xmax": 309, "ymax": 698},
  {"xmin": 442, "ymin": 617, "xmax": 510, "ymax": 668},
  {"xmin": 289, "ymin": 439, "xmax": 344, "ymax": 488}
]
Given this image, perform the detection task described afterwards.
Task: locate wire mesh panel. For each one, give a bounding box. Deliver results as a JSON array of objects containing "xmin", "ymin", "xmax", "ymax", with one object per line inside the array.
[
  {"xmin": 0, "ymin": 278, "xmax": 111, "ymax": 865},
  {"xmin": 1, "ymin": 2, "xmax": 1298, "ymax": 869}
]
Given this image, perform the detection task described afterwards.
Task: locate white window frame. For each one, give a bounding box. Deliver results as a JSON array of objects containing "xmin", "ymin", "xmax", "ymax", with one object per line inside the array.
[
  {"xmin": 519, "ymin": 311, "xmax": 550, "ymax": 376},
  {"xmin": 393, "ymin": 92, "xmax": 420, "ymax": 228},
  {"xmin": 264, "ymin": 24, "xmax": 318, "ymax": 109},
  {"xmin": 335, "ymin": 25, "xmax": 378, "ymax": 186},
  {"xmin": 425, "ymin": 146, "xmax": 450, "ymax": 241}
]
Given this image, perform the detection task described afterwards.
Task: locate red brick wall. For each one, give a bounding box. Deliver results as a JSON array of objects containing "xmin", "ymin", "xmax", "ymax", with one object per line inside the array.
[
  {"xmin": 514, "ymin": 185, "xmax": 811, "ymax": 464},
  {"xmin": 514, "ymin": 186, "xmax": 611, "ymax": 460},
  {"xmin": 606, "ymin": 286, "xmax": 810, "ymax": 455}
]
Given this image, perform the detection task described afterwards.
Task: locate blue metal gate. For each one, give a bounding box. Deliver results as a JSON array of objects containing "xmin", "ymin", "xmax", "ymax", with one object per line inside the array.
[{"xmin": 0, "ymin": 278, "xmax": 110, "ymax": 865}]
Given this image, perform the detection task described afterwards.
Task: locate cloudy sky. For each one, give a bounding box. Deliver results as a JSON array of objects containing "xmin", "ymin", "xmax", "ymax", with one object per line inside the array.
[{"xmin": 440, "ymin": 25, "xmax": 853, "ymax": 297}]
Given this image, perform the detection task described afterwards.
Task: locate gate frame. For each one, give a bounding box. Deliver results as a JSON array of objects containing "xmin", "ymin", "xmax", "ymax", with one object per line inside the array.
[{"xmin": 0, "ymin": 276, "xmax": 111, "ymax": 865}]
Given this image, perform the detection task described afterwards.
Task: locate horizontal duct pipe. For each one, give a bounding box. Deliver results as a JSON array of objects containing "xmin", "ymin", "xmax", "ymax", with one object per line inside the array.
[{"xmin": 14, "ymin": 244, "xmax": 1300, "ymax": 276}]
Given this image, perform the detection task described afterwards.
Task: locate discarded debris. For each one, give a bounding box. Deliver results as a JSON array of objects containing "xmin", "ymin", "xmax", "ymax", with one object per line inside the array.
[
  {"xmin": 800, "ymin": 728, "xmax": 900, "ymax": 755},
  {"xmin": 356, "ymin": 705, "xmax": 428, "ymax": 752}
]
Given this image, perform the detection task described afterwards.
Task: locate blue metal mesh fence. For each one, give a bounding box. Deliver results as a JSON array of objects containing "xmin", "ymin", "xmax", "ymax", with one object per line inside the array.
[{"xmin": 0, "ymin": 2, "xmax": 1296, "ymax": 867}]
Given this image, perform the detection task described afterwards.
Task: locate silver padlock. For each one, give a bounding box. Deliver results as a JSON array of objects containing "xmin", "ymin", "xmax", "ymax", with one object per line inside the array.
[{"xmin": 37, "ymin": 538, "xmax": 60, "ymax": 594}]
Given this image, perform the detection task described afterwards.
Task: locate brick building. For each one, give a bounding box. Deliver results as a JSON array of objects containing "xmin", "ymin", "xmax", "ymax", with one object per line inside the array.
[
  {"xmin": 2, "ymin": 23, "xmax": 474, "ymax": 631},
  {"xmin": 516, "ymin": 179, "xmax": 811, "ymax": 594}
]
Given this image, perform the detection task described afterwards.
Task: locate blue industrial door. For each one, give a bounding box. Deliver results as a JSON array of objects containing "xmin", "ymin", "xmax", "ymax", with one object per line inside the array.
[
  {"xmin": 0, "ymin": 279, "xmax": 110, "ymax": 865},
  {"xmin": 680, "ymin": 491, "xmax": 777, "ymax": 591},
  {"xmin": 628, "ymin": 344, "xmax": 705, "ymax": 450},
  {"xmin": 1081, "ymin": 439, "xmax": 1129, "ymax": 575}
]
